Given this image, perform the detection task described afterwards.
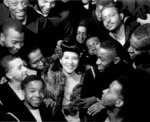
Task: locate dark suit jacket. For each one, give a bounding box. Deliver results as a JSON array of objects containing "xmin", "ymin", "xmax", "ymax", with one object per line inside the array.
[{"xmin": 43, "ymin": 1, "xmax": 74, "ymax": 42}]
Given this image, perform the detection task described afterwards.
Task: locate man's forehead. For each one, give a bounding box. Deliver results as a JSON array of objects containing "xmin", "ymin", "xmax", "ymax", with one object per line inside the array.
[
  {"xmin": 10, "ymin": 58, "xmax": 22, "ymax": 63},
  {"xmin": 30, "ymin": 49, "xmax": 42, "ymax": 58},
  {"xmin": 29, "ymin": 51, "xmax": 43, "ymax": 62},
  {"xmin": 9, "ymin": 58, "xmax": 23, "ymax": 68},
  {"xmin": 102, "ymin": 6, "xmax": 118, "ymax": 14},
  {"xmin": 130, "ymin": 34, "xmax": 143, "ymax": 49},
  {"xmin": 97, "ymin": 47, "xmax": 114, "ymax": 57},
  {"xmin": 87, "ymin": 37, "xmax": 99, "ymax": 44},
  {"xmin": 5, "ymin": 27, "xmax": 24, "ymax": 35},
  {"xmin": 8, "ymin": 0, "xmax": 28, "ymax": 2},
  {"xmin": 96, "ymin": 5, "xmax": 103, "ymax": 10},
  {"xmin": 41, "ymin": 0, "xmax": 56, "ymax": 2}
]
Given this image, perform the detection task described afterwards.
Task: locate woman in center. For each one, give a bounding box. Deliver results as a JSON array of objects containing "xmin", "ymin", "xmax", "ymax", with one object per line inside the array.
[{"xmin": 45, "ymin": 41, "xmax": 85, "ymax": 122}]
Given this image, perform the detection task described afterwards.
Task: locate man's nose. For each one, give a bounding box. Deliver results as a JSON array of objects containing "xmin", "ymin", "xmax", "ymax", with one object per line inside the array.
[{"xmin": 17, "ymin": 3, "xmax": 24, "ymax": 10}]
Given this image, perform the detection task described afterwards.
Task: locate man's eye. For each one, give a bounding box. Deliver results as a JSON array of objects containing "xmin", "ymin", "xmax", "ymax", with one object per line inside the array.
[
  {"xmin": 12, "ymin": 41, "xmax": 18, "ymax": 45},
  {"xmin": 77, "ymin": 32, "xmax": 81, "ymax": 35},
  {"xmin": 110, "ymin": 14, "xmax": 115, "ymax": 17},
  {"xmin": 101, "ymin": 58, "xmax": 105, "ymax": 62},
  {"xmin": 88, "ymin": 46, "xmax": 92, "ymax": 49},
  {"xmin": 64, "ymin": 56, "xmax": 69, "ymax": 59},
  {"xmin": 40, "ymin": 89, "xmax": 44, "ymax": 93},
  {"xmin": 73, "ymin": 57, "xmax": 78, "ymax": 60},
  {"xmin": 32, "ymin": 61, "xmax": 38, "ymax": 65},
  {"xmin": 29, "ymin": 90, "xmax": 35, "ymax": 93},
  {"xmin": 18, "ymin": 66, "xmax": 22, "ymax": 70},
  {"xmin": 22, "ymin": 1, "xmax": 28, "ymax": 6},
  {"xmin": 12, "ymin": 2, "xmax": 18, "ymax": 6}
]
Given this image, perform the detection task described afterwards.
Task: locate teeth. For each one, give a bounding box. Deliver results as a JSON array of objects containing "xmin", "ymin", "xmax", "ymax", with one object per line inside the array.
[
  {"xmin": 66, "ymin": 65, "xmax": 73, "ymax": 68},
  {"xmin": 34, "ymin": 100, "xmax": 39, "ymax": 102},
  {"xmin": 108, "ymin": 25, "xmax": 112, "ymax": 28},
  {"xmin": 67, "ymin": 67, "xmax": 73, "ymax": 69}
]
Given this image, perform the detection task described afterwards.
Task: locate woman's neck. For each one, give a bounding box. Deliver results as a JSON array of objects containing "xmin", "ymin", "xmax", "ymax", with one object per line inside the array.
[
  {"xmin": 62, "ymin": 70, "xmax": 81, "ymax": 83},
  {"xmin": 63, "ymin": 70, "xmax": 76, "ymax": 78}
]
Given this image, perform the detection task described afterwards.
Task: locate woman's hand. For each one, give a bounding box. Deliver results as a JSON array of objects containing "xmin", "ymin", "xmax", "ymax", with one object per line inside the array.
[{"xmin": 44, "ymin": 98, "xmax": 56, "ymax": 108}]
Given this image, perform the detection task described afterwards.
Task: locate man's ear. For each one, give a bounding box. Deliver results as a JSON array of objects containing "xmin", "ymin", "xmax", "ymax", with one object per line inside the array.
[
  {"xmin": 4, "ymin": 0, "xmax": 9, "ymax": 7},
  {"xmin": 0, "ymin": 33, "xmax": 5, "ymax": 42},
  {"xmin": 113, "ymin": 57, "xmax": 120, "ymax": 64},
  {"xmin": 148, "ymin": 49, "xmax": 150, "ymax": 55},
  {"xmin": 115, "ymin": 99, "xmax": 124, "ymax": 107},
  {"xmin": 6, "ymin": 72, "xmax": 12, "ymax": 79},
  {"xmin": 22, "ymin": 89, "xmax": 25, "ymax": 98},
  {"xmin": 59, "ymin": 58, "xmax": 62, "ymax": 65},
  {"xmin": 120, "ymin": 13, "xmax": 124, "ymax": 21}
]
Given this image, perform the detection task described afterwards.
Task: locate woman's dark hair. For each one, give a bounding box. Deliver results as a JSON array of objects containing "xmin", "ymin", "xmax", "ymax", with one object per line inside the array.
[
  {"xmin": 60, "ymin": 41, "xmax": 80, "ymax": 57},
  {"xmin": 77, "ymin": 19, "xmax": 89, "ymax": 34},
  {"xmin": 21, "ymin": 75, "xmax": 45, "ymax": 90}
]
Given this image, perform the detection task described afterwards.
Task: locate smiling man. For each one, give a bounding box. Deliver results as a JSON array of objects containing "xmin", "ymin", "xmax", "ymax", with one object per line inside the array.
[
  {"xmin": 0, "ymin": 0, "xmax": 28, "ymax": 24},
  {"xmin": 34, "ymin": 0, "xmax": 74, "ymax": 43},
  {"xmin": 0, "ymin": 18, "xmax": 25, "ymax": 60},
  {"xmin": 20, "ymin": 75, "xmax": 49, "ymax": 121},
  {"xmin": 128, "ymin": 24, "xmax": 150, "ymax": 74},
  {"xmin": 101, "ymin": 1, "xmax": 139, "ymax": 50}
]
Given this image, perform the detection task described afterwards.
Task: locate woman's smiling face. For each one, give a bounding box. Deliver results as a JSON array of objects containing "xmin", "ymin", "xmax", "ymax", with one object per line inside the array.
[{"xmin": 60, "ymin": 51, "xmax": 79, "ymax": 74}]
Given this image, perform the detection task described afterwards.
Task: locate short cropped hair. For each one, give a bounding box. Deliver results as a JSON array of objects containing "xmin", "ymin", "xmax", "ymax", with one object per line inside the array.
[
  {"xmin": 115, "ymin": 74, "xmax": 135, "ymax": 118},
  {"xmin": 21, "ymin": 75, "xmax": 45, "ymax": 90},
  {"xmin": 0, "ymin": 55, "xmax": 19, "ymax": 75},
  {"xmin": 96, "ymin": 0, "xmax": 114, "ymax": 7},
  {"xmin": 132, "ymin": 24, "xmax": 150, "ymax": 50},
  {"xmin": 100, "ymin": 37, "xmax": 130, "ymax": 62},
  {"xmin": 99, "ymin": 0, "xmax": 123, "ymax": 13},
  {"xmin": 78, "ymin": 19, "xmax": 89, "ymax": 33},
  {"xmin": 1, "ymin": 18, "xmax": 24, "ymax": 35},
  {"xmin": 23, "ymin": 43, "xmax": 41, "ymax": 64}
]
